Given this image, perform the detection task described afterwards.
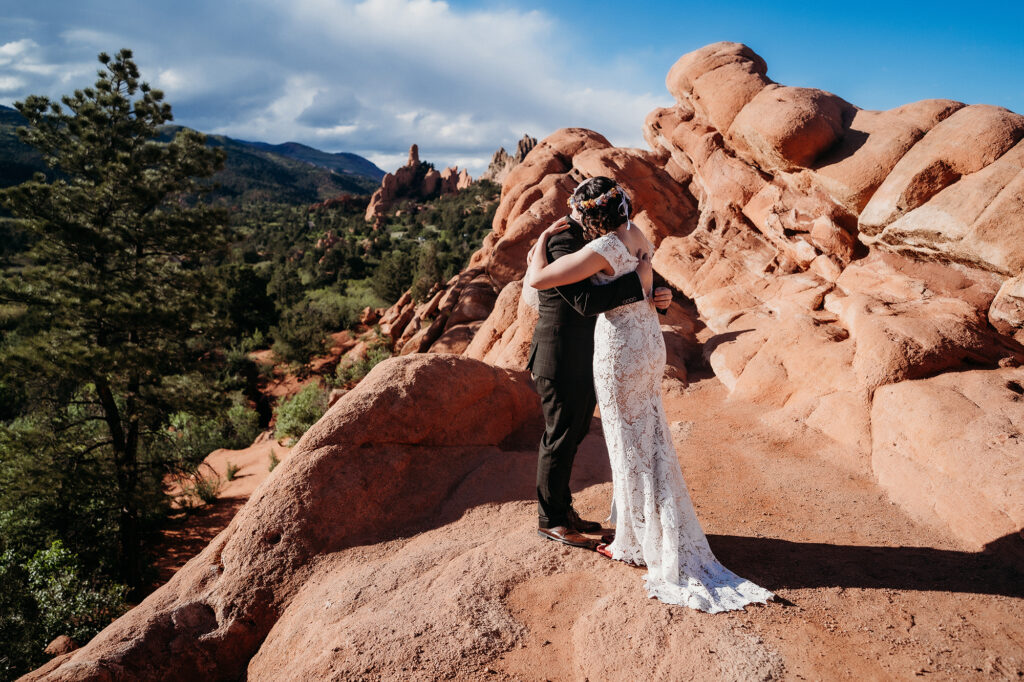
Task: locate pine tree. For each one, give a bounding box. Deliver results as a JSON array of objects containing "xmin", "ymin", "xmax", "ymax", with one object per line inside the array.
[
  {"xmin": 410, "ymin": 242, "xmax": 440, "ymax": 302},
  {"xmin": 0, "ymin": 49, "xmax": 227, "ymax": 590}
]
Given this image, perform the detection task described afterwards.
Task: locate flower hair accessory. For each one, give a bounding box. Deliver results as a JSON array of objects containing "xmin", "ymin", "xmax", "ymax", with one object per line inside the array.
[{"xmin": 567, "ymin": 182, "xmax": 634, "ymax": 229}]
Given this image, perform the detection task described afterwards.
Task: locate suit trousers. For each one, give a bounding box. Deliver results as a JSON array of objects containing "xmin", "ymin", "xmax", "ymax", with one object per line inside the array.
[{"xmin": 534, "ymin": 373, "xmax": 597, "ymax": 529}]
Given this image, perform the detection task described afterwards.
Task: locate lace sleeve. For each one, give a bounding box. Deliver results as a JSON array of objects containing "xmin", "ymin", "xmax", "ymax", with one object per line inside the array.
[{"xmin": 584, "ymin": 233, "xmax": 630, "ymax": 278}]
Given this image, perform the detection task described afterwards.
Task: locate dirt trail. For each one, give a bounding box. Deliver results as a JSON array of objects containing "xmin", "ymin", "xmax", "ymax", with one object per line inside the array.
[{"xmin": 150, "ymin": 435, "xmax": 291, "ymax": 588}]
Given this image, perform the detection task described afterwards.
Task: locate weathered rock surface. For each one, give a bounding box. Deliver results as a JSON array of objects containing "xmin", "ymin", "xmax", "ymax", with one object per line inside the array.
[
  {"xmin": 990, "ymin": 273, "xmax": 1024, "ymax": 342},
  {"xmin": 24, "ymin": 355, "xmax": 542, "ymax": 681},
  {"xmin": 43, "ymin": 636, "xmax": 77, "ymax": 657},
  {"xmin": 872, "ymin": 367, "xmax": 1024, "ymax": 549}
]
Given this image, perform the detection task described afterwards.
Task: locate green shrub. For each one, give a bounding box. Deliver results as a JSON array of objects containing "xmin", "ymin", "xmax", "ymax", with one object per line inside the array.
[
  {"xmin": 225, "ymin": 462, "xmax": 240, "ymax": 481},
  {"xmin": 0, "ymin": 542, "xmax": 128, "ymax": 680},
  {"xmin": 410, "ymin": 243, "xmax": 441, "ymax": 302},
  {"xmin": 225, "ymin": 398, "xmax": 261, "ymax": 449},
  {"xmin": 182, "ymin": 467, "xmax": 222, "ymax": 505},
  {"xmin": 268, "ymin": 452, "xmax": 280, "ymax": 472},
  {"xmin": 273, "ymin": 383, "xmax": 329, "ymax": 441},
  {"xmin": 165, "ymin": 412, "xmax": 225, "ymax": 473},
  {"xmin": 371, "ymin": 250, "xmax": 415, "ymax": 302},
  {"xmin": 270, "ymin": 300, "xmax": 331, "ymax": 368},
  {"xmin": 239, "ymin": 329, "xmax": 268, "ymax": 353},
  {"xmin": 334, "ymin": 343, "xmax": 392, "ymax": 387}
]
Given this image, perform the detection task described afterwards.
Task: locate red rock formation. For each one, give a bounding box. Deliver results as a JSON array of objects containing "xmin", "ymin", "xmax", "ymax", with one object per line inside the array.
[
  {"xmin": 25, "ymin": 355, "xmax": 542, "ymax": 681},
  {"xmin": 871, "ymin": 367, "xmax": 1024, "ymax": 548},
  {"xmin": 364, "ymin": 144, "xmax": 474, "ymax": 222},
  {"xmin": 480, "ymin": 134, "xmax": 538, "ymax": 185},
  {"xmin": 43, "ymin": 636, "xmax": 77, "ymax": 657},
  {"xmin": 369, "ymin": 41, "xmax": 1024, "ymax": 552}
]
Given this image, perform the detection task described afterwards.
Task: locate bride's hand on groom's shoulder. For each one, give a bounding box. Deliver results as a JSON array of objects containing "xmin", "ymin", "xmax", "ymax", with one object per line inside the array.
[{"xmin": 541, "ymin": 216, "xmax": 572, "ymax": 240}]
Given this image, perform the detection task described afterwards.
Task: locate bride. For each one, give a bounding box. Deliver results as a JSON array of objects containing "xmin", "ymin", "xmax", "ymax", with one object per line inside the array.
[{"xmin": 525, "ymin": 176, "xmax": 774, "ymax": 612}]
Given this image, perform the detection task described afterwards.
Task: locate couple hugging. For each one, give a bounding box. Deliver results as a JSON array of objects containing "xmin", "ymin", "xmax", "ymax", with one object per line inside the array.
[{"xmin": 525, "ymin": 176, "xmax": 774, "ymax": 612}]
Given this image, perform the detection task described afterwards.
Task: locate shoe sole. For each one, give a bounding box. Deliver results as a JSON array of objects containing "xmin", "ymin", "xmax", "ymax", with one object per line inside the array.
[{"xmin": 537, "ymin": 529, "xmax": 597, "ymax": 549}]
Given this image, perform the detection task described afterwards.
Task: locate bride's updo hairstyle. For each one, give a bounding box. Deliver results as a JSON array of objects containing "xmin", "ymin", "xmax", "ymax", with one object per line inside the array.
[{"xmin": 568, "ymin": 176, "xmax": 633, "ymax": 239}]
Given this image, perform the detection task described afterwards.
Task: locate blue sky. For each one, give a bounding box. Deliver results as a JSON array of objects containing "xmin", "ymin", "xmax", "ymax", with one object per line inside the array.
[{"xmin": 1, "ymin": 0, "xmax": 1021, "ymax": 175}]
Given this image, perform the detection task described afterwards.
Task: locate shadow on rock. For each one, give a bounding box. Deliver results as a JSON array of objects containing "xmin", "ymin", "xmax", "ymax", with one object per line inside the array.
[{"xmin": 709, "ymin": 533, "xmax": 1024, "ymax": 599}]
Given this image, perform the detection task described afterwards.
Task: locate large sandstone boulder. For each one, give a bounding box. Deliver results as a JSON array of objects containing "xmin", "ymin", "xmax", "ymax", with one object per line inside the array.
[
  {"xmin": 859, "ymin": 107, "xmax": 1024, "ymax": 274},
  {"xmin": 811, "ymin": 99, "xmax": 964, "ymax": 212},
  {"xmin": 728, "ymin": 85, "xmax": 853, "ymax": 171},
  {"xmin": 872, "ymin": 367, "xmax": 1024, "ymax": 549},
  {"xmin": 25, "ymin": 355, "xmax": 542, "ymax": 681},
  {"xmin": 666, "ymin": 41, "xmax": 771, "ymax": 134}
]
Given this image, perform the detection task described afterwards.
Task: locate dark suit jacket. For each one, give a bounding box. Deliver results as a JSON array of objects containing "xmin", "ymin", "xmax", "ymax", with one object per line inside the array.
[{"xmin": 527, "ymin": 220, "xmax": 645, "ymax": 381}]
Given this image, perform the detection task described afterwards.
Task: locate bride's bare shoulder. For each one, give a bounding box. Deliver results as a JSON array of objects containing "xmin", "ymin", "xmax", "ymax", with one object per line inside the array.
[{"xmin": 616, "ymin": 227, "xmax": 647, "ymax": 253}]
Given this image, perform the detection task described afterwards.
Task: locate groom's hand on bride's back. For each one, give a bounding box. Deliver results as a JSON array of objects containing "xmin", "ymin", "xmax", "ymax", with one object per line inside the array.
[{"xmin": 652, "ymin": 287, "xmax": 672, "ymax": 313}]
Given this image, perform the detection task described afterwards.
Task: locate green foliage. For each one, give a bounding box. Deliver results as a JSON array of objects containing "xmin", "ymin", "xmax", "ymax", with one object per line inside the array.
[
  {"xmin": 410, "ymin": 242, "xmax": 441, "ymax": 302},
  {"xmin": 270, "ymin": 300, "xmax": 332, "ymax": 369},
  {"xmin": 180, "ymin": 467, "xmax": 222, "ymax": 505},
  {"xmin": 225, "ymin": 398, "xmax": 262, "ymax": 449},
  {"xmin": 164, "ymin": 411, "xmax": 226, "ymax": 471},
  {"xmin": 25, "ymin": 541, "xmax": 129, "ymax": 642},
  {"xmin": 371, "ymin": 249, "xmax": 415, "ymax": 301},
  {"xmin": 0, "ymin": 397, "xmax": 152, "ymax": 581},
  {"xmin": 268, "ymin": 451, "xmax": 280, "ymax": 472},
  {"xmin": 0, "ymin": 541, "xmax": 128, "ymax": 680},
  {"xmin": 273, "ymin": 383, "xmax": 329, "ymax": 442},
  {"xmin": 333, "ymin": 334, "xmax": 393, "ymax": 388},
  {"xmin": 225, "ymin": 461, "xmax": 240, "ymax": 481},
  {"xmin": 218, "ymin": 263, "xmax": 277, "ymax": 338},
  {"xmin": 0, "ymin": 49, "xmax": 233, "ymax": 607},
  {"xmin": 163, "ymin": 396, "xmax": 260, "ymax": 468}
]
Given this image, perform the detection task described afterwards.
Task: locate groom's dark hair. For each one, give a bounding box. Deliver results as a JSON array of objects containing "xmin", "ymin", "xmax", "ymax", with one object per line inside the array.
[{"xmin": 572, "ymin": 176, "xmax": 630, "ymax": 238}]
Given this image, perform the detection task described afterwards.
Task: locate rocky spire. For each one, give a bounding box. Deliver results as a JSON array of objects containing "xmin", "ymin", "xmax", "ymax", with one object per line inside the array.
[
  {"xmin": 480, "ymin": 134, "xmax": 537, "ymax": 185},
  {"xmin": 364, "ymin": 143, "xmax": 472, "ymax": 223}
]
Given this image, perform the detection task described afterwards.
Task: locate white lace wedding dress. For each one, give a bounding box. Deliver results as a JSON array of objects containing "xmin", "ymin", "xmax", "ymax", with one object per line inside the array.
[{"xmin": 586, "ymin": 232, "xmax": 774, "ymax": 612}]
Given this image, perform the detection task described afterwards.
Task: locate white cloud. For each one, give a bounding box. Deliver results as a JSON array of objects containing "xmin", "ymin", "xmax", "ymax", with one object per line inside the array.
[
  {"xmin": 199, "ymin": 0, "xmax": 672, "ymax": 173},
  {"xmin": 0, "ymin": 37, "xmax": 93, "ymax": 102},
  {"xmin": 60, "ymin": 28, "xmax": 125, "ymax": 49},
  {"xmin": 0, "ymin": 38, "xmax": 60, "ymax": 75},
  {"xmin": 0, "ymin": 75, "xmax": 25, "ymax": 91},
  {"xmin": 2, "ymin": 1, "xmax": 674, "ymax": 176},
  {"xmin": 365, "ymin": 151, "xmax": 410, "ymax": 172},
  {"xmin": 0, "ymin": 38, "xmax": 36, "ymax": 61}
]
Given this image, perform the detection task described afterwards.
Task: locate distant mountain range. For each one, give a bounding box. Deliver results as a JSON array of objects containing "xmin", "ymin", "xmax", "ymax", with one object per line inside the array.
[{"xmin": 0, "ymin": 104, "xmax": 385, "ymax": 204}]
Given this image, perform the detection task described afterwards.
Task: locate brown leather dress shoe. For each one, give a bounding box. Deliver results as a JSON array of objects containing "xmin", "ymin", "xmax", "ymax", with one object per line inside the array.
[
  {"xmin": 567, "ymin": 507, "xmax": 601, "ymax": 533},
  {"xmin": 537, "ymin": 526, "xmax": 599, "ymax": 549}
]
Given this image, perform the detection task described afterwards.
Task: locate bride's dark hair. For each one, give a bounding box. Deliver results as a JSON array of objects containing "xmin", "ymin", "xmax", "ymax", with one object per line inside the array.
[{"xmin": 570, "ymin": 176, "xmax": 631, "ymax": 239}]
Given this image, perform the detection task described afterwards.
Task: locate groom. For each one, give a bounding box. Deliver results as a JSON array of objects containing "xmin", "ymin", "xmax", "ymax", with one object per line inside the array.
[{"xmin": 528, "ymin": 216, "xmax": 672, "ymax": 548}]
